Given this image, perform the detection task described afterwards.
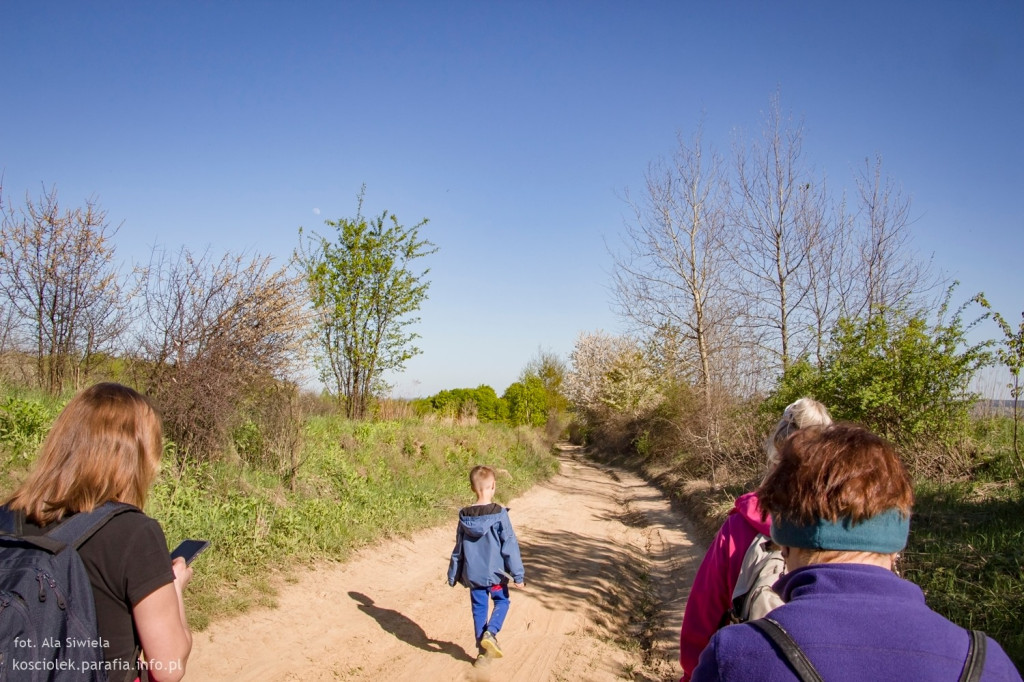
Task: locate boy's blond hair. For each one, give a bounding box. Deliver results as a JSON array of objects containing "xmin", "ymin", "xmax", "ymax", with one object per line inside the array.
[{"xmin": 470, "ymin": 465, "xmax": 496, "ymax": 493}]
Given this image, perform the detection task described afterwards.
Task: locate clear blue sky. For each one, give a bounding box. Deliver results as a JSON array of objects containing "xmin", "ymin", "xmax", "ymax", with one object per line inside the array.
[{"xmin": 2, "ymin": 1, "xmax": 1021, "ymax": 398}]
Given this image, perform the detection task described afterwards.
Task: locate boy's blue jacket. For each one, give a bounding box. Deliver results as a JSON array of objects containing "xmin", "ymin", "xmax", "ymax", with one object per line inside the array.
[{"xmin": 447, "ymin": 503, "xmax": 525, "ymax": 588}]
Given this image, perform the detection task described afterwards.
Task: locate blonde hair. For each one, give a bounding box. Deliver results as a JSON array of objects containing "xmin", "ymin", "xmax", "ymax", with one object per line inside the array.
[
  {"xmin": 765, "ymin": 397, "xmax": 832, "ymax": 470},
  {"xmin": 469, "ymin": 465, "xmax": 496, "ymax": 494},
  {"xmin": 6, "ymin": 383, "xmax": 164, "ymax": 525}
]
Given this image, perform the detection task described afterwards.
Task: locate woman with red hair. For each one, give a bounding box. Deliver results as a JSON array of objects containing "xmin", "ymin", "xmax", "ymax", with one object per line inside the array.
[
  {"xmin": 4, "ymin": 383, "xmax": 193, "ymax": 682},
  {"xmin": 692, "ymin": 423, "xmax": 1021, "ymax": 681}
]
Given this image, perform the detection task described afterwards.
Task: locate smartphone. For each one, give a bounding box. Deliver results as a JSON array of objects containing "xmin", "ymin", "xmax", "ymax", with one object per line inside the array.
[{"xmin": 170, "ymin": 539, "xmax": 210, "ymax": 566}]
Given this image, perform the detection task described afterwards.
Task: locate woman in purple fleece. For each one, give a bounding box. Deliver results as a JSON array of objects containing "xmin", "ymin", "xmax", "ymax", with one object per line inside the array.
[{"xmin": 692, "ymin": 423, "xmax": 1022, "ymax": 682}]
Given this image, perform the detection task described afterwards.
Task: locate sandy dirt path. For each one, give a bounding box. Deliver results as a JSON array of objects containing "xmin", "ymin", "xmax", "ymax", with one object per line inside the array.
[{"xmin": 185, "ymin": 446, "xmax": 705, "ymax": 681}]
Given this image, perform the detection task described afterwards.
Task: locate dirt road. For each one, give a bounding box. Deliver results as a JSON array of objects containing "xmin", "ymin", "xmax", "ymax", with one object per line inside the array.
[{"xmin": 186, "ymin": 446, "xmax": 705, "ymax": 681}]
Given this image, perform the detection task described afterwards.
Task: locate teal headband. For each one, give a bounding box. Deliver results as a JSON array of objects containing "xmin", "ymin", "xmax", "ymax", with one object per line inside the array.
[{"xmin": 770, "ymin": 508, "xmax": 910, "ymax": 554}]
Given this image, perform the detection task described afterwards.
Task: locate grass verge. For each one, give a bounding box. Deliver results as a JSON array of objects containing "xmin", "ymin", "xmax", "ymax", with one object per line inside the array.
[
  {"xmin": 901, "ymin": 481, "xmax": 1024, "ymax": 666},
  {"xmin": 2, "ymin": 414, "xmax": 559, "ymax": 631}
]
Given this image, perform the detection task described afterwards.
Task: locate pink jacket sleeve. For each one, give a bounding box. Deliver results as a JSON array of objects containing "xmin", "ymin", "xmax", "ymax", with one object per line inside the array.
[{"xmin": 677, "ymin": 513, "xmax": 759, "ymax": 681}]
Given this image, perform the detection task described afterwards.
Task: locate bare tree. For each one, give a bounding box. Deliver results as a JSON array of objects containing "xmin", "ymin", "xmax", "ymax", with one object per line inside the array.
[
  {"xmin": 850, "ymin": 155, "xmax": 938, "ymax": 317},
  {"xmin": 612, "ymin": 127, "xmax": 736, "ymax": 408},
  {"xmin": 730, "ymin": 94, "xmax": 821, "ymax": 373},
  {"xmin": 0, "ymin": 184, "xmax": 13, "ymax": 360},
  {"xmin": 0, "ymin": 184, "xmax": 126, "ymax": 394},
  {"xmin": 134, "ymin": 245, "xmax": 309, "ymax": 461},
  {"xmin": 796, "ymin": 175, "xmax": 854, "ymax": 366}
]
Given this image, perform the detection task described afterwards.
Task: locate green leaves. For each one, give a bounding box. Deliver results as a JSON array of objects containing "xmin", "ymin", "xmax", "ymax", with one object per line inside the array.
[
  {"xmin": 771, "ymin": 286, "xmax": 990, "ymax": 462},
  {"xmin": 0, "ymin": 394, "xmax": 56, "ymax": 462},
  {"xmin": 297, "ymin": 188, "xmax": 437, "ymax": 419},
  {"xmin": 975, "ymin": 294, "xmax": 1024, "ymax": 476},
  {"xmin": 503, "ymin": 376, "xmax": 548, "ymax": 427}
]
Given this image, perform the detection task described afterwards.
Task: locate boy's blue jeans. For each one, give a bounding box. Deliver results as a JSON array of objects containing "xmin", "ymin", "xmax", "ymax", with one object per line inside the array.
[{"xmin": 470, "ymin": 584, "xmax": 510, "ymax": 643}]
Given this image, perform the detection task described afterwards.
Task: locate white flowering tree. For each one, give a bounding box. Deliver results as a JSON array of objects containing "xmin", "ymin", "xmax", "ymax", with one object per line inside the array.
[{"xmin": 565, "ymin": 331, "xmax": 662, "ymax": 422}]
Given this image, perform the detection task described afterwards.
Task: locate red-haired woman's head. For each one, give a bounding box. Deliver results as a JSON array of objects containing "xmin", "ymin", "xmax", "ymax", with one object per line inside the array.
[
  {"xmin": 758, "ymin": 423, "xmax": 913, "ymax": 554},
  {"xmin": 6, "ymin": 382, "xmax": 164, "ymax": 525}
]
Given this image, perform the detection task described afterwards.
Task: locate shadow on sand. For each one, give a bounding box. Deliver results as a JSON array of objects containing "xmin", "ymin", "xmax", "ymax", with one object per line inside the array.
[{"xmin": 348, "ymin": 591, "xmax": 475, "ymax": 664}]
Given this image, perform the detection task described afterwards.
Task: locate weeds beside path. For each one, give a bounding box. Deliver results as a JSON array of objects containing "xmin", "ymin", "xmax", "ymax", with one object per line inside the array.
[{"xmin": 186, "ymin": 445, "xmax": 704, "ymax": 681}]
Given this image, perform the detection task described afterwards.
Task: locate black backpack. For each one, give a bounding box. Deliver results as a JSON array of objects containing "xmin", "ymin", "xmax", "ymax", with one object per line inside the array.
[{"xmin": 0, "ymin": 501, "xmax": 137, "ymax": 682}]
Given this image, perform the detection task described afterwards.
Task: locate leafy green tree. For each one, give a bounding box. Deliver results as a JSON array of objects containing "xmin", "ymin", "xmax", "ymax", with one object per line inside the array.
[
  {"xmin": 504, "ymin": 376, "xmax": 548, "ymax": 427},
  {"xmin": 975, "ymin": 296, "xmax": 1024, "ymax": 476},
  {"xmin": 470, "ymin": 384, "xmax": 508, "ymax": 423},
  {"xmin": 297, "ymin": 189, "xmax": 436, "ymax": 419},
  {"xmin": 521, "ymin": 348, "xmax": 569, "ymax": 415},
  {"xmin": 423, "ymin": 385, "xmax": 508, "ymax": 423},
  {"xmin": 427, "ymin": 389, "xmax": 460, "ymax": 416},
  {"xmin": 759, "ymin": 356, "xmax": 822, "ymax": 423}
]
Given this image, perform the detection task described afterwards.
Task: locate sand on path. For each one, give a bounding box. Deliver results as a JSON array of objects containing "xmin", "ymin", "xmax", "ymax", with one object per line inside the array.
[{"xmin": 185, "ymin": 446, "xmax": 704, "ymax": 681}]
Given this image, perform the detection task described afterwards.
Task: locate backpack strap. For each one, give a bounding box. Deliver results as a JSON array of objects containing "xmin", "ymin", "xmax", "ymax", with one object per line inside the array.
[
  {"xmin": 0, "ymin": 504, "xmax": 66, "ymax": 553},
  {"xmin": 0, "ymin": 503, "xmax": 22, "ymax": 535},
  {"xmin": 750, "ymin": 617, "xmax": 825, "ymax": 682},
  {"xmin": 45, "ymin": 501, "xmax": 139, "ymax": 549},
  {"xmin": 958, "ymin": 630, "xmax": 987, "ymax": 682}
]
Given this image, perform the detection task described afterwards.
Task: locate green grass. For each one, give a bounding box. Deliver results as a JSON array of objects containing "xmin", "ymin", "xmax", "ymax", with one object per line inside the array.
[
  {"xmin": 1, "ymin": 406, "xmax": 559, "ymax": 630},
  {"xmin": 901, "ymin": 480, "xmax": 1024, "ymax": 669}
]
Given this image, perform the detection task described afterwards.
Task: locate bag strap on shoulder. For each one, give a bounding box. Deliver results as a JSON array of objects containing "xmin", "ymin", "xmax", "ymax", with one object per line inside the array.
[
  {"xmin": 750, "ymin": 617, "xmax": 825, "ymax": 682},
  {"xmin": 0, "ymin": 503, "xmax": 22, "ymax": 535},
  {"xmin": 753, "ymin": 618, "xmax": 988, "ymax": 682},
  {"xmin": 959, "ymin": 629, "xmax": 987, "ymax": 682},
  {"xmin": 1, "ymin": 508, "xmax": 64, "ymax": 554},
  {"xmin": 45, "ymin": 501, "xmax": 138, "ymax": 549}
]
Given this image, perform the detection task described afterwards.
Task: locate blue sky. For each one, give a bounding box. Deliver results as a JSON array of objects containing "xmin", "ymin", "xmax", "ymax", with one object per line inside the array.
[{"xmin": 2, "ymin": 1, "xmax": 1021, "ymax": 398}]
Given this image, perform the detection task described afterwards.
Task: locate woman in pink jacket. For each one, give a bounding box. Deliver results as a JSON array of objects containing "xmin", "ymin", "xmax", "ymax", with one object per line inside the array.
[{"xmin": 678, "ymin": 398, "xmax": 831, "ymax": 681}]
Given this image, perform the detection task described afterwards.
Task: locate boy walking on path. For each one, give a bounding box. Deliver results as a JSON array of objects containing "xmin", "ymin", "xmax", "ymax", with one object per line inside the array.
[{"xmin": 447, "ymin": 465, "xmax": 525, "ymax": 664}]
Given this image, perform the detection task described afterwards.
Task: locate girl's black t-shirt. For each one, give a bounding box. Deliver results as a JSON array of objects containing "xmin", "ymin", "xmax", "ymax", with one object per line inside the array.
[{"xmin": 23, "ymin": 509, "xmax": 176, "ymax": 666}]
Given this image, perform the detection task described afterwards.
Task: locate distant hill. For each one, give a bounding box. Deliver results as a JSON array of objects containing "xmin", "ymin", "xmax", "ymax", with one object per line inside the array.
[{"xmin": 974, "ymin": 399, "xmax": 1019, "ymax": 417}]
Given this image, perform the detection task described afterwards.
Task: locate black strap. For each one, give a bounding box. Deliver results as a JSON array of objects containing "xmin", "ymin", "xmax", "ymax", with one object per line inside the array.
[
  {"xmin": 959, "ymin": 630, "xmax": 987, "ymax": 682},
  {"xmin": 0, "ymin": 504, "xmax": 21, "ymax": 534},
  {"xmin": 1, "ymin": 502, "xmax": 137, "ymax": 554},
  {"xmin": 751, "ymin": 617, "xmax": 825, "ymax": 682},
  {"xmin": 0, "ymin": 504, "xmax": 67, "ymax": 552},
  {"xmin": 753, "ymin": 618, "xmax": 988, "ymax": 682},
  {"xmin": 45, "ymin": 501, "xmax": 139, "ymax": 549}
]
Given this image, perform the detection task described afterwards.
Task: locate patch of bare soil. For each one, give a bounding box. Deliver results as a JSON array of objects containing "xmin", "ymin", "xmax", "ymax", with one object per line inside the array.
[{"xmin": 185, "ymin": 446, "xmax": 705, "ymax": 681}]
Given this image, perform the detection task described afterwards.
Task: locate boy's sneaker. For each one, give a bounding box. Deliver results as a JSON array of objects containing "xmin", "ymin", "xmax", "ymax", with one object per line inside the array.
[{"xmin": 480, "ymin": 631, "xmax": 504, "ymax": 659}]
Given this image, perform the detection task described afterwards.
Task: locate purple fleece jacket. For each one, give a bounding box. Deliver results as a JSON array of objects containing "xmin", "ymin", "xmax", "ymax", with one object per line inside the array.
[{"xmin": 692, "ymin": 563, "xmax": 1021, "ymax": 682}]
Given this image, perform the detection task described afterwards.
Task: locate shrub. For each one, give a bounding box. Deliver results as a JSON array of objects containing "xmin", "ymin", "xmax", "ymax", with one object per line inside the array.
[
  {"xmin": 0, "ymin": 394, "xmax": 56, "ymax": 462},
  {"xmin": 416, "ymin": 385, "xmax": 509, "ymax": 424},
  {"xmin": 767, "ymin": 291, "xmax": 990, "ymax": 478}
]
